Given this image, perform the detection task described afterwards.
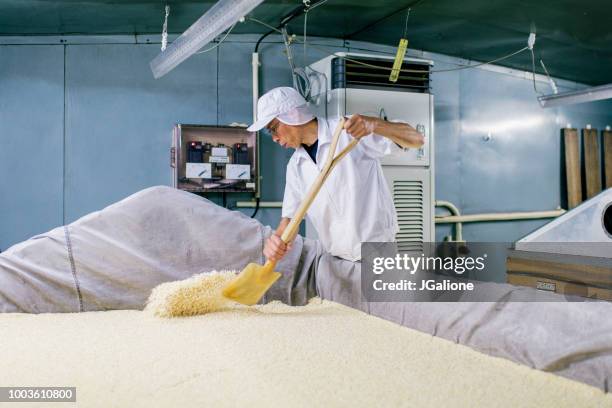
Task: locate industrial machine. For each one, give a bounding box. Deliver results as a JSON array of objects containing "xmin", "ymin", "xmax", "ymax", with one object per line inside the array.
[
  {"xmin": 508, "ymin": 189, "xmax": 612, "ymax": 299},
  {"xmin": 171, "ymin": 124, "xmax": 258, "ymax": 194},
  {"xmin": 307, "ymin": 52, "xmax": 435, "ymax": 252}
]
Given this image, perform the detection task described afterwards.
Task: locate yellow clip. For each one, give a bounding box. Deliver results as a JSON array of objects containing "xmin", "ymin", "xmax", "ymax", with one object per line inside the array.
[{"xmin": 389, "ymin": 38, "xmax": 408, "ymax": 83}]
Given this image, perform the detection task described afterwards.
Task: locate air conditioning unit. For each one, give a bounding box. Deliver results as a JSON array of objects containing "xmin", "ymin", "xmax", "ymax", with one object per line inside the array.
[{"xmin": 306, "ymin": 52, "xmax": 435, "ymax": 252}]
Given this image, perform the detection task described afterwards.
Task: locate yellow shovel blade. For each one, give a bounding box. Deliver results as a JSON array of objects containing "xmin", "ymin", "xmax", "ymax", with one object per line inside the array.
[{"xmin": 221, "ymin": 262, "xmax": 281, "ymax": 306}]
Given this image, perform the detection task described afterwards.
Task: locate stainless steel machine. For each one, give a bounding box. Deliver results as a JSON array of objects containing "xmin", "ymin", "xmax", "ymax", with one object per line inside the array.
[{"xmin": 508, "ymin": 188, "xmax": 612, "ymax": 299}]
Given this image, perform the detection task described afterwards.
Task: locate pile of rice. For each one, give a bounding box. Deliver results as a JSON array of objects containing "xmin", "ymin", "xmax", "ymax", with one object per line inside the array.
[{"xmin": 145, "ymin": 271, "xmax": 238, "ymax": 317}]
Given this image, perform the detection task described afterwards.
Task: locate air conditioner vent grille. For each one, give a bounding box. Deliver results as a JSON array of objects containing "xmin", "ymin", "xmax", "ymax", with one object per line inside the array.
[
  {"xmin": 394, "ymin": 180, "xmax": 424, "ymax": 253},
  {"xmin": 332, "ymin": 57, "xmax": 430, "ymax": 93}
]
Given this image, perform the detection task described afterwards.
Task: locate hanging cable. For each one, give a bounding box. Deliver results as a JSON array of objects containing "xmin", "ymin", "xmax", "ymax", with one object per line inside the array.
[
  {"xmin": 250, "ymin": 0, "xmax": 327, "ymax": 53},
  {"xmin": 525, "ymin": 32, "xmax": 540, "ymax": 95},
  {"xmin": 281, "ymin": 26, "xmax": 299, "ymax": 87},
  {"xmin": 248, "ymin": 3, "xmax": 545, "ymax": 101},
  {"xmin": 279, "ymin": 25, "xmax": 314, "ymax": 100},
  {"xmin": 252, "ymin": 17, "xmax": 277, "ymax": 52},
  {"xmin": 249, "ymin": 12, "xmax": 537, "ymax": 76},
  {"xmin": 161, "ymin": 5, "xmax": 170, "ymax": 51},
  {"xmin": 250, "ymin": 198, "xmax": 261, "ymax": 218},
  {"xmin": 403, "ymin": 8, "xmax": 411, "ymax": 38},
  {"xmin": 309, "ymin": 0, "xmax": 329, "ymax": 10},
  {"xmin": 297, "ymin": 38, "xmax": 530, "ymax": 74},
  {"xmin": 195, "ymin": 21, "xmax": 239, "ymax": 54},
  {"xmin": 250, "ymin": 16, "xmax": 280, "ymax": 32},
  {"xmin": 432, "ymin": 46, "xmax": 529, "ymax": 73},
  {"xmin": 310, "ymin": 40, "xmax": 530, "ymax": 74},
  {"xmin": 248, "ymin": 17, "xmax": 532, "ymax": 76},
  {"xmin": 529, "ymin": 47, "xmax": 541, "ymax": 95},
  {"xmin": 248, "ymin": 12, "xmax": 548, "ymax": 109},
  {"xmin": 539, "ymin": 59, "xmax": 558, "ymax": 94},
  {"xmin": 293, "ymin": 68, "xmax": 311, "ymax": 99},
  {"xmin": 303, "ymin": 5, "xmax": 309, "ymax": 66},
  {"xmin": 254, "ymin": 30, "xmax": 276, "ymax": 52}
]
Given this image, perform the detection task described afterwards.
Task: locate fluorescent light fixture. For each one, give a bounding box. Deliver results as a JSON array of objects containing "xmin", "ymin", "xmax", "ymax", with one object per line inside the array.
[
  {"xmin": 150, "ymin": 0, "xmax": 264, "ymax": 79},
  {"xmin": 538, "ymin": 83, "xmax": 612, "ymax": 108}
]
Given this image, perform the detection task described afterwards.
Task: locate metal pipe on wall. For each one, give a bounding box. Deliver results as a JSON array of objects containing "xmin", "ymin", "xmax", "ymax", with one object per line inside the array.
[
  {"xmin": 236, "ymin": 201, "xmax": 282, "ymax": 208},
  {"xmin": 236, "ymin": 199, "xmax": 565, "ymax": 221},
  {"xmin": 435, "ymin": 200, "xmax": 463, "ymax": 242},
  {"xmin": 252, "ymin": 52, "xmax": 261, "ymax": 199},
  {"xmin": 435, "ymin": 209, "xmax": 565, "ymax": 223},
  {"xmin": 252, "ymin": 52, "xmax": 259, "ymax": 123}
]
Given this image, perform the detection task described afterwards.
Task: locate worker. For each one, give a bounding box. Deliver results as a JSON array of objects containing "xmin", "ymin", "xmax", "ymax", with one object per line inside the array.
[{"xmin": 247, "ymin": 87, "xmax": 424, "ymax": 262}]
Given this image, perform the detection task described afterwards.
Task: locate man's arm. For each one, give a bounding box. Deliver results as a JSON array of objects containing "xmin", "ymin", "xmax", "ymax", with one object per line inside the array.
[
  {"xmin": 344, "ymin": 114, "xmax": 424, "ymax": 149},
  {"xmin": 263, "ymin": 217, "xmax": 293, "ymax": 262}
]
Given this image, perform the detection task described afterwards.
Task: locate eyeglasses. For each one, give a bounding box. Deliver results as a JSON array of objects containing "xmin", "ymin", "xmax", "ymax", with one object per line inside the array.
[{"xmin": 266, "ymin": 122, "xmax": 280, "ymax": 136}]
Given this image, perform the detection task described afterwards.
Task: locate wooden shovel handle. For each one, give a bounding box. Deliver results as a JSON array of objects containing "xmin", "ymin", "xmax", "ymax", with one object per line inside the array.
[
  {"xmin": 329, "ymin": 138, "xmax": 359, "ymax": 174},
  {"xmin": 260, "ymin": 258, "xmax": 277, "ymax": 273},
  {"xmin": 321, "ymin": 117, "xmax": 344, "ymax": 173}
]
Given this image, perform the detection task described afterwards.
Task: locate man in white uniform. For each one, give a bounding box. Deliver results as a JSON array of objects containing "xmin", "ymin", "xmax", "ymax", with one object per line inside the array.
[{"xmin": 247, "ymin": 87, "xmax": 424, "ymax": 262}]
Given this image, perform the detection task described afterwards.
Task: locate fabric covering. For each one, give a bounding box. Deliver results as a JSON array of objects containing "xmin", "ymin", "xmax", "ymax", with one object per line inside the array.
[
  {"xmin": 1, "ymin": 299, "xmax": 611, "ymax": 408},
  {"xmin": 0, "ymin": 186, "xmax": 317, "ymax": 313},
  {"xmin": 1, "ymin": 185, "xmax": 611, "ymax": 393},
  {"xmin": 315, "ymin": 254, "xmax": 612, "ymax": 392}
]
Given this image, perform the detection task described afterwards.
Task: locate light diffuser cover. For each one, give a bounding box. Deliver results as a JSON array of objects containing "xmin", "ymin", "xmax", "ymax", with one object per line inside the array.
[
  {"xmin": 538, "ymin": 83, "xmax": 612, "ymax": 108},
  {"xmin": 150, "ymin": 0, "xmax": 264, "ymax": 79}
]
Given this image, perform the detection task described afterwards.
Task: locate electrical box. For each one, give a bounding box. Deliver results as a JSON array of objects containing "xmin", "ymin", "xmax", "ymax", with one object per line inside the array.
[{"xmin": 171, "ymin": 124, "xmax": 258, "ymax": 194}]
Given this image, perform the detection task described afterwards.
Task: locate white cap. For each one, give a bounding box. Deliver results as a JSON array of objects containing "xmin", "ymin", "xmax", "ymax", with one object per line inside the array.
[{"xmin": 247, "ymin": 87, "xmax": 315, "ymax": 132}]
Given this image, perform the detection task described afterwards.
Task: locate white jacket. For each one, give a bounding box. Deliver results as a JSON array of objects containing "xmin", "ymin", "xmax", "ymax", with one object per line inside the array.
[{"xmin": 282, "ymin": 117, "xmax": 400, "ymax": 261}]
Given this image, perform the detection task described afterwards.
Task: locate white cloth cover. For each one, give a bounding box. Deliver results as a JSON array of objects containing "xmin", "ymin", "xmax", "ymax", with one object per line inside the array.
[{"xmin": 0, "ymin": 186, "xmax": 318, "ymax": 313}]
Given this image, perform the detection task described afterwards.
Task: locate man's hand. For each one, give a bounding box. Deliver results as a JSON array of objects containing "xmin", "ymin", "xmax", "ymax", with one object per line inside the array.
[
  {"xmin": 344, "ymin": 114, "xmax": 424, "ymax": 149},
  {"xmin": 264, "ymin": 233, "xmax": 293, "ymax": 262},
  {"xmin": 343, "ymin": 114, "xmax": 378, "ymax": 139}
]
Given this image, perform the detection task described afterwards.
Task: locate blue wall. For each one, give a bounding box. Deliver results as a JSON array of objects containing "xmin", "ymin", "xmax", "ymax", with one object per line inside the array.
[
  {"xmin": 0, "ymin": 45, "xmax": 64, "ymax": 247},
  {"xmin": 1, "ymin": 35, "xmax": 611, "ymax": 251}
]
